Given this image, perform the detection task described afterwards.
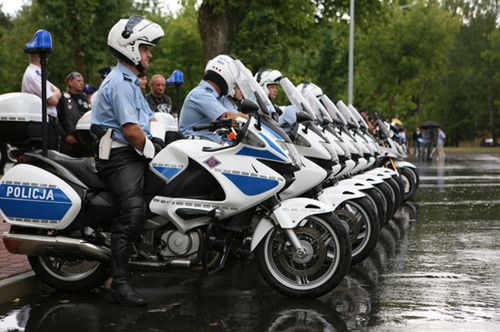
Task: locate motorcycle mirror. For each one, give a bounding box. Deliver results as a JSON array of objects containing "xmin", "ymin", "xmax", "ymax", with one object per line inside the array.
[
  {"xmin": 238, "ymin": 99, "xmax": 259, "ymax": 114},
  {"xmin": 296, "ymin": 111, "xmax": 313, "ymax": 123}
]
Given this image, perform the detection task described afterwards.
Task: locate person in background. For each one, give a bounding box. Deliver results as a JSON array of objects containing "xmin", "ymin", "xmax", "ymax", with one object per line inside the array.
[
  {"xmin": 22, "ymin": 52, "xmax": 62, "ymax": 150},
  {"xmin": 57, "ymin": 71, "xmax": 91, "ymax": 157},
  {"xmin": 145, "ymin": 74, "xmax": 172, "ymax": 113},
  {"xmin": 138, "ymin": 73, "xmax": 148, "ymax": 94},
  {"xmin": 436, "ymin": 127, "xmax": 446, "ymax": 161}
]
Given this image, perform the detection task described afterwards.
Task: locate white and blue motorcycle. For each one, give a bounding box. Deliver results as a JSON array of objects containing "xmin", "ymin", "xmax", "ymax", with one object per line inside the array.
[{"xmin": 0, "ymin": 66, "xmax": 350, "ymax": 298}]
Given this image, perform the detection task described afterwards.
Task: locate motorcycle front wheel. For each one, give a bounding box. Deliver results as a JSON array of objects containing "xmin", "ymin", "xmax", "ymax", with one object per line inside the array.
[{"xmin": 256, "ymin": 213, "xmax": 351, "ymax": 298}]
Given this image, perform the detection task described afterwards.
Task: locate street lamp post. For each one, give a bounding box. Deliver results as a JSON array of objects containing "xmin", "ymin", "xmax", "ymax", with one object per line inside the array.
[{"xmin": 348, "ymin": 0, "xmax": 355, "ymax": 105}]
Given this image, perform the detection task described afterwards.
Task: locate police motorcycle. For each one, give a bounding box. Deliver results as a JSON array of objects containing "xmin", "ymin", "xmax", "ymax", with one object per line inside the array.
[
  {"xmin": 296, "ymin": 84, "xmax": 400, "ymax": 226},
  {"xmin": 342, "ymin": 103, "xmax": 417, "ymax": 203},
  {"xmin": 0, "ymin": 63, "xmax": 351, "ymax": 299},
  {"xmin": 333, "ymin": 100, "xmax": 406, "ymax": 210},
  {"xmin": 261, "ymin": 76, "xmax": 380, "ymax": 264},
  {"xmin": 370, "ymin": 116, "xmax": 419, "ymax": 202}
]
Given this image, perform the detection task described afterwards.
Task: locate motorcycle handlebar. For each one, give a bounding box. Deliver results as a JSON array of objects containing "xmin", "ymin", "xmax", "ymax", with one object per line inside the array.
[{"xmin": 193, "ymin": 118, "xmax": 232, "ymax": 132}]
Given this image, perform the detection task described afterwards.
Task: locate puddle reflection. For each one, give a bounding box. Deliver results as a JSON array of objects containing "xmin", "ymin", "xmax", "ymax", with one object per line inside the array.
[{"xmin": 0, "ymin": 204, "xmax": 418, "ymax": 332}]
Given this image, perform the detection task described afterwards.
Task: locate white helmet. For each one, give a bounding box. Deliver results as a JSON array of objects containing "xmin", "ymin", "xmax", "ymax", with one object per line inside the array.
[
  {"xmin": 297, "ymin": 82, "xmax": 323, "ymax": 97},
  {"xmin": 107, "ymin": 16, "xmax": 164, "ymax": 72},
  {"xmin": 254, "ymin": 69, "xmax": 282, "ymax": 90},
  {"xmin": 203, "ymin": 54, "xmax": 237, "ymax": 96}
]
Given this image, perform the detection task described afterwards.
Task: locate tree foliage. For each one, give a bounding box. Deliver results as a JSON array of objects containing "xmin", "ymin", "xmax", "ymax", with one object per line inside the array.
[{"xmin": 0, "ymin": 0, "xmax": 499, "ymax": 144}]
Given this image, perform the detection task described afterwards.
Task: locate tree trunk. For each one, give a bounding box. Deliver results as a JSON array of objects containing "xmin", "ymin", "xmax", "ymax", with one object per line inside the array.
[
  {"xmin": 197, "ymin": 1, "xmax": 248, "ymax": 62},
  {"xmin": 67, "ymin": 1, "xmax": 84, "ymax": 74}
]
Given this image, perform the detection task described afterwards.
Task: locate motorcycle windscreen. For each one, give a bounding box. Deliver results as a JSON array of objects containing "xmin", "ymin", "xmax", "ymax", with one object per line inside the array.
[
  {"xmin": 0, "ymin": 164, "xmax": 81, "ymax": 229},
  {"xmin": 230, "ymin": 60, "xmax": 276, "ymax": 116},
  {"xmin": 279, "ymin": 77, "xmax": 318, "ymax": 121},
  {"xmin": 336, "ymin": 100, "xmax": 360, "ymax": 129},
  {"xmin": 302, "ymin": 89, "xmax": 335, "ymax": 124},
  {"xmin": 319, "ymin": 94, "xmax": 349, "ymax": 127},
  {"xmin": 348, "ymin": 104, "xmax": 370, "ymax": 130}
]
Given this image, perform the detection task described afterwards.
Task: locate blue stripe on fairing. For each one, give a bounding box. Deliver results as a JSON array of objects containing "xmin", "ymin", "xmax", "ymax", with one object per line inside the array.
[
  {"xmin": 222, "ymin": 173, "xmax": 279, "ymax": 196},
  {"xmin": 0, "ymin": 184, "xmax": 71, "ymax": 221},
  {"xmin": 236, "ymin": 147, "xmax": 285, "ymax": 162},
  {"xmin": 154, "ymin": 166, "xmax": 182, "ymax": 180},
  {"xmin": 258, "ymin": 132, "xmax": 288, "ymax": 158},
  {"xmin": 262, "ymin": 124, "xmax": 284, "ymax": 141}
]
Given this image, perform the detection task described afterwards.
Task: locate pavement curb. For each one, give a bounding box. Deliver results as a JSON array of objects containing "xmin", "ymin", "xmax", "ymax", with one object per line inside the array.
[{"xmin": 0, "ymin": 272, "xmax": 39, "ymax": 304}]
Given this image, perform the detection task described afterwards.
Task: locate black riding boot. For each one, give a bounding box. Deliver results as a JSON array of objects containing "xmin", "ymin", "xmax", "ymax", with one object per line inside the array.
[{"xmin": 106, "ymin": 233, "xmax": 146, "ymax": 307}]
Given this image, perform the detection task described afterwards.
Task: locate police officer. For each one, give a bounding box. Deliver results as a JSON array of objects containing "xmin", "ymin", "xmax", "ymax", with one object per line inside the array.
[
  {"xmin": 255, "ymin": 68, "xmax": 296, "ymax": 132},
  {"xmin": 91, "ymin": 16, "xmax": 165, "ymax": 307},
  {"xmin": 22, "ymin": 52, "xmax": 62, "ymax": 150},
  {"xmin": 178, "ymin": 55, "xmax": 244, "ymax": 143},
  {"xmin": 57, "ymin": 71, "xmax": 91, "ymax": 157}
]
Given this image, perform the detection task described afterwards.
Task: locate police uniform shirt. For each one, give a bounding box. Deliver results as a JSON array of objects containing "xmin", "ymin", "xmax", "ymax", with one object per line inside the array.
[
  {"xmin": 220, "ymin": 96, "xmax": 239, "ymax": 114},
  {"xmin": 278, "ymin": 105, "xmax": 297, "ymax": 128},
  {"xmin": 178, "ymin": 80, "xmax": 228, "ymax": 142},
  {"xmin": 21, "ymin": 63, "xmax": 58, "ymax": 118},
  {"xmin": 91, "ymin": 63, "xmax": 154, "ymax": 145}
]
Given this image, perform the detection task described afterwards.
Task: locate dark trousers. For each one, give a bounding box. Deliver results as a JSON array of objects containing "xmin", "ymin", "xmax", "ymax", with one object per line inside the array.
[{"xmin": 96, "ymin": 147, "xmax": 149, "ymax": 280}]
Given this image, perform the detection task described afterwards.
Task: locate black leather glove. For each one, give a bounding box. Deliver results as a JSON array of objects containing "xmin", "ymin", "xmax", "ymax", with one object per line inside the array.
[{"xmin": 151, "ymin": 137, "xmax": 166, "ymax": 155}]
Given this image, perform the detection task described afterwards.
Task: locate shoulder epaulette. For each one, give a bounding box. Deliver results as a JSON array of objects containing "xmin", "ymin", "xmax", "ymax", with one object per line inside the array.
[{"xmin": 123, "ymin": 73, "xmax": 132, "ymax": 82}]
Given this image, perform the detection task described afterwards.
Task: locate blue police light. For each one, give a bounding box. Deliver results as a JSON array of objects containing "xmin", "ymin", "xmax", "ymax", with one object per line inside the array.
[
  {"xmin": 24, "ymin": 29, "xmax": 53, "ymax": 54},
  {"xmin": 166, "ymin": 70, "xmax": 184, "ymax": 86}
]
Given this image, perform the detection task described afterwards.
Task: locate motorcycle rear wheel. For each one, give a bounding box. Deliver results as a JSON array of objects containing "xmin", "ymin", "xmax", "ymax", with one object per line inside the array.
[
  {"xmin": 28, "ymin": 255, "xmax": 109, "ymax": 291},
  {"xmin": 256, "ymin": 213, "xmax": 351, "ymax": 298}
]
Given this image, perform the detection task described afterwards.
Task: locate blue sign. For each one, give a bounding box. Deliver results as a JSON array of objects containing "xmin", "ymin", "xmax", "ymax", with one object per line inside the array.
[{"xmin": 0, "ymin": 184, "xmax": 71, "ymax": 221}]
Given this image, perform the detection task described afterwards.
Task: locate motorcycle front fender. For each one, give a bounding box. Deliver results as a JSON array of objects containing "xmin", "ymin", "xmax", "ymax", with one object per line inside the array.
[
  {"xmin": 396, "ymin": 161, "xmax": 416, "ymax": 169},
  {"xmin": 250, "ymin": 198, "xmax": 334, "ymax": 252},
  {"xmin": 317, "ymin": 185, "xmax": 366, "ymax": 210}
]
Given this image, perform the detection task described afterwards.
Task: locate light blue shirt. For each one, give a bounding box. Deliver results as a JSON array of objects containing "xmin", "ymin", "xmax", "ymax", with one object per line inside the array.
[
  {"xmin": 279, "ymin": 105, "xmax": 297, "ymax": 128},
  {"xmin": 220, "ymin": 96, "xmax": 239, "ymax": 114},
  {"xmin": 178, "ymin": 80, "xmax": 227, "ymax": 142},
  {"xmin": 91, "ymin": 63, "xmax": 153, "ymax": 144}
]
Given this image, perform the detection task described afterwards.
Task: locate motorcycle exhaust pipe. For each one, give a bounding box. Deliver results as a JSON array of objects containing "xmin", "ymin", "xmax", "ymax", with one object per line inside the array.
[
  {"xmin": 2, "ymin": 233, "xmax": 111, "ymax": 262},
  {"xmin": 3, "ymin": 233, "xmax": 192, "ymax": 268}
]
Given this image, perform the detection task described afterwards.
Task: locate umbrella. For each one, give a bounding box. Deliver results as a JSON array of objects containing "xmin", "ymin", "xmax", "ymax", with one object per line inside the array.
[{"xmin": 419, "ymin": 120, "xmax": 440, "ymax": 129}]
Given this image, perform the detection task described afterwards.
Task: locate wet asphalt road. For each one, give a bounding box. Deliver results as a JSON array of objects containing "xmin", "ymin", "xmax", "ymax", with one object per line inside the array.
[{"xmin": 1, "ymin": 152, "xmax": 499, "ymax": 331}]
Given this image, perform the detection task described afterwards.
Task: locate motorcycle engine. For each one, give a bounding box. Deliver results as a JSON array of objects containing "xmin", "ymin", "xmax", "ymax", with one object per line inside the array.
[{"xmin": 160, "ymin": 230, "xmax": 200, "ymax": 259}]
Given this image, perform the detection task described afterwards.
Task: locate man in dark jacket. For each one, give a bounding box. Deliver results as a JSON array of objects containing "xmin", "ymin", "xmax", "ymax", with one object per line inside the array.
[{"xmin": 57, "ymin": 71, "xmax": 91, "ymax": 157}]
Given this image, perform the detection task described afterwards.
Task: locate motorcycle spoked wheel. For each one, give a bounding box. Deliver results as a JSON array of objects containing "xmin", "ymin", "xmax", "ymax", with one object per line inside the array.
[
  {"xmin": 340, "ymin": 198, "xmax": 380, "ymax": 264},
  {"xmin": 256, "ymin": 213, "xmax": 351, "ymax": 298},
  {"xmin": 28, "ymin": 255, "xmax": 109, "ymax": 291},
  {"xmin": 335, "ymin": 208, "xmax": 361, "ymax": 243}
]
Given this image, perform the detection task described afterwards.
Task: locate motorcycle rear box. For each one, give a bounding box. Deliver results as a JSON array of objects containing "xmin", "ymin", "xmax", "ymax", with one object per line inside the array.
[{"xmin": 0, "ymin": 93, "xmax": 44, "ymax": 145}]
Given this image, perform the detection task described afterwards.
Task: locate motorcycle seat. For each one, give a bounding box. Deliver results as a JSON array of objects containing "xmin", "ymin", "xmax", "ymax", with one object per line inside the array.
[{"xmin": 46, "ymin": 151, "xmax": 107, "ymax": 190}]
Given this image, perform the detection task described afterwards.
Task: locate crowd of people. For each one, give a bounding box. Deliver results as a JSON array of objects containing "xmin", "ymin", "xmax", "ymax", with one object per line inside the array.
[{"xmin": 0, "ymin": 49, "xmax": 177, "ymax": 174}]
